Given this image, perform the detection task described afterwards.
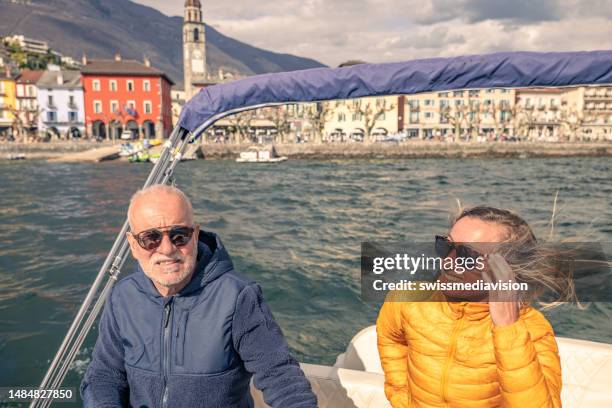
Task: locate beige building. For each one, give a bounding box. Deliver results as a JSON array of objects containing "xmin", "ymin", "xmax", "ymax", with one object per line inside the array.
[
  {"xmin": 403, "ymin": 88, "xmax": 515, "ymax": 139},
  {"xmin": 323, "ymin": 96, "xmax": 400, "ymax": 141},
  {"xmin": 513, "ymin": 86, "xmax": 612, "ymax": 141}
]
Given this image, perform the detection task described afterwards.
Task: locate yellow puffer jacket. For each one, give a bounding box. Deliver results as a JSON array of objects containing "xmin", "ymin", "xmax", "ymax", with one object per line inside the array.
[{"xmin": 376, "ymin": 294, "xmax": 562, "ymax": 408}]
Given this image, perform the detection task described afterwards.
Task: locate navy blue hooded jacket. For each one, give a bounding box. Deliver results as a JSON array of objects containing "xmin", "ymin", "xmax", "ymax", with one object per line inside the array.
[{"xmin": 81, "ymin": 231, "xmax": 317, "ymax": 407}]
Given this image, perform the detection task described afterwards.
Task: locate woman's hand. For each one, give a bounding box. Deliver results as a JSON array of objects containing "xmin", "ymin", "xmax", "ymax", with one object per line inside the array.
[{"xmin": 485, "ymin": 253, "xmax": 519, "ymax": 327}]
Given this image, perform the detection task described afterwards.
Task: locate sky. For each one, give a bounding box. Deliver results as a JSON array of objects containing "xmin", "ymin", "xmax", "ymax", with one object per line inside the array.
[{"xmin": 134, "ymin": 0, "xmax": 612, "ymax": 67}]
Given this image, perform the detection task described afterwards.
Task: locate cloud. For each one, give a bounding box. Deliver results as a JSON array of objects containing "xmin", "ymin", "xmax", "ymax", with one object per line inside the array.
[{"xmin": 133, "ymin": 0, "xmax": 612, "ymax": 67}]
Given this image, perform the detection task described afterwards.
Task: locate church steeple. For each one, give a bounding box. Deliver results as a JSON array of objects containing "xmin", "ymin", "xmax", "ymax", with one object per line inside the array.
[{"xmin": 183, "ymin": 0, "xmax": 206, "ymax": 100}]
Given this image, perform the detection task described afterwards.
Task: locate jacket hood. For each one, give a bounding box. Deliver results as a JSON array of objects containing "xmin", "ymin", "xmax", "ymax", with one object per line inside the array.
[{"xmin": 131, "ymin": 230, "xmax": 234, "ymax": 300}]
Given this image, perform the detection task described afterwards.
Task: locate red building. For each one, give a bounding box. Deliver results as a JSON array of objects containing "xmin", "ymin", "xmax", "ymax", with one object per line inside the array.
[{"xmin": 81, "ymin": 55, "xmax": 174, "ymax": 139}]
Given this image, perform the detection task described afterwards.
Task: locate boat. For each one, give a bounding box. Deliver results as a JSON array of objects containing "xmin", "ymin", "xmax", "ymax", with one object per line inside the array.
[
  {"xmin": 250, "ymin": 326, "xmax": 612, "ymax": 407},
  {"xmin": 236, "ymin": 145, "xmax": 287, "ymax": 163},
  {"xmin": 7, "ymin": 153, "xmax": 26, "ymax": 160},
  {"xmin": 30, "ymin": 51, "xmax": 612, "ymax": 408}
]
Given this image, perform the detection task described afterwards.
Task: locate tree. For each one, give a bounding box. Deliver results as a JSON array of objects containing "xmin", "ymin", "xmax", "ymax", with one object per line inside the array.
[
  {"xmin": 558, "ymin": 106, "xmax": 592, "ymax": 142},
  {"xmin": 349, "ymin": 97, "xmax": 395, "ymax": 143},
  {"xmin": 9, "ymin": 106, "xmax": 41, "ymax": 142},
  {"xmin": 226, "ymin": 110, "xmax": 255, "ymax": 143},
  {"xmin": 441, "ymin": 103, "xmax": 467, "ymax": 141},
  {"xmin": 265, "ymin": 106, "xmax": 292, "ymax": 143},
  {"xmin": 305, "ymin": 101, "xmax": 332, "ymax": 144}
]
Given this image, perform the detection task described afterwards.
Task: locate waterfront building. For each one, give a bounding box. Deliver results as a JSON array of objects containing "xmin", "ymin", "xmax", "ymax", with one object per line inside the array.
[
  {"xmin": 577, "ymin": 86, "xmax": 612, "ymax": 141},
  {"xmin": 323, "ymin": 96, "xmax": 400, "ymax": 141},
  {"xmin": 0, "ymin": 67, "xmax": 16, "ymax": 138},
  {"xmin": 81, "ymin": 54, "xmax": 174, "ymax": 140},
  {"xmin": 401, "ymin": 88, "xmax": 516, "ymax": 140},
  {"xmin": 36, "ymin": 66, "xmax": 85, "ymax": 139},
  {"xmin": 15, "ymin": 69, "xmax": 44, "ymax": 137}
]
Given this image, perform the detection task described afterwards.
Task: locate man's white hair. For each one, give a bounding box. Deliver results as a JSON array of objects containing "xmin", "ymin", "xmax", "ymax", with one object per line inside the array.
[{"xmin": 127, "ymin": 184, "xmax": 193, "ymax": 230}]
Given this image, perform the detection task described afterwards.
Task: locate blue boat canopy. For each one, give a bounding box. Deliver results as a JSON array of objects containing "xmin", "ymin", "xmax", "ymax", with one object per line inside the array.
[{"xmin": 178, "ymin": 50, "xmax": 612, "ymax": 134}]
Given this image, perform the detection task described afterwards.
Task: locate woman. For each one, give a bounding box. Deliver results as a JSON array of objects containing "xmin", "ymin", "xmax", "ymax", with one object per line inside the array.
[{"xmin": 377, "ymin": 206, "xmax": 568, "ymax": 408}]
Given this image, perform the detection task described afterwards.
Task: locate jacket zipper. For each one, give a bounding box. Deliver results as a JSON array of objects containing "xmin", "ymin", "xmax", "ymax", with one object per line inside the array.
[
  {"xmin": 161, "ymin": 298, "xmax": 173, "ymax": 408},
  {"xmin": 441, "ymin": 306, "xmax": 465, "ymax": 403}
]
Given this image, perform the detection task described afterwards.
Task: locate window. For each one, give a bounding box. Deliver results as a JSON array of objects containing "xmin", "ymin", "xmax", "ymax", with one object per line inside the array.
[
  {"xmin": 68, "ymin": 95, "xmax": 75, "ymax": 106},
  {"xmin": 92, "ymin": 80, "xmax": 100, "ymax": 91},
  {"xmin": 409, "ymin": 112, "xmax": 419, "ymax": 123},
  {"xmin": 455, "ymin": 100, "xmax": 463, "ymax": 106},
  {"xmin": 47, "ymin": 95, "xmax": 54, "ymax": 107},
  {"xmin": 468, "ymin": 90, "xmax": 480, "ymax": 97},
  {"xmin": 338, "ymin": 113, "xmax": 346, "ymax": 122},
  {"xmin": 46, "ymin": 111, "xmax": 57, "ymax": 122},
  {"xmin": 93, "ymin": 100, "xmax": 102, "ymax": 113},
  {"xmin": 127, "ymin": 80, "xmax": 134, "ymax": 92},
  {"xmin": 380, "ymin": 112, "xmax": 386, "ymax": 120},
  {"xmin": 438, "ymin": 92, "xmax": 449, "ymax": 97},
  {"xmin": 143, "ymin": 80, "xmax": 151, "ymax": 92},
  {"xmin": 27, "ymin": 85, "xmax": 35, "ymax": 97},
  {"xmin": 406, "ymin": 99, "xmax": 419, "ymax": 109},
  {"xmin": 110, "ymin": 80, "xmax": 117, "ymax": 92},
  {"xmin": 453, "ymin": 91, "xmax": 464, "ymax": 97},
  {"xmin": 68, "ymin": 111, "xmax": 77, "ymax": 122},
  {"xmin": 127, "ymin": 100, "xmax": 136, "ymax": 109},
  {"xmin": 424, "ymin": 99, "xmax": 433, "ymax": 106},
  {"xmin": 425, "ymin": 112, "xmax": 433, "ymax": 119},
  {"xmin": 440, "ymin": 100, "xmax": 448, "ymax": 108},
  {"xmin": 110, "ymin": 100, "xmax": 119, "ymax": 113},
  {"xmin": 486, "ymin": 89, "xmax": 495, "ymax": 94},
  {"xmin": 144, "ymin": 101, "xmax": 152, "ymax": 114},
  {"xmin": 194, "ymin": 28, "xmax": 199, "ymax": 42}
]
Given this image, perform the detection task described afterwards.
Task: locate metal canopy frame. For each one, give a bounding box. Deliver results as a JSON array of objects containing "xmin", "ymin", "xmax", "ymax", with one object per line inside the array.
[{"xmin": 30, "ymin": 50, "xmax": 612, "ymax": 407}]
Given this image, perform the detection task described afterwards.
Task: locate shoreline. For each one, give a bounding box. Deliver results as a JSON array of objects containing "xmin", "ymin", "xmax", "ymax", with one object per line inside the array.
[
  {"xmin": 1, "ymin": 141, "xmax": 611, "ymax": 161},
  {"xmin": 200, "ymin": 142, "xmax": 612, "ymax": 160}
]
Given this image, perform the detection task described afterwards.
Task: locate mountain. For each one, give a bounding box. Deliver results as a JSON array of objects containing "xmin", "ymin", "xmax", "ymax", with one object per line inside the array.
[{"xmin": 0, "ymin": 0, "xmax": 327, "ymax": 86}]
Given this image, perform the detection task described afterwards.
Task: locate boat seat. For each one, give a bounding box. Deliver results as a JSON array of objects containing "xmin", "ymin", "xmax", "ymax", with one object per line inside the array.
[
  {"xmin": 251, "ymin": 325, "xmax": 612, "ymax": 407},
  {"xmin": 251, "ymin": 363, "xmax": 391, "ymax": 408}
]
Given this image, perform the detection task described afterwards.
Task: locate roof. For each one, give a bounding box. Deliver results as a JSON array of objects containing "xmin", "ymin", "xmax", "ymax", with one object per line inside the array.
[
  {"xmin": 37, "ymin": 70, "xmax": 82, "ymax": 89},
  {"xmin": 178, "ymin": 50, "xmax": 612, "ymax": 134},
  {"xmin": 185, "ymin": 0, "xmax": 201, "ymax": 7},
  {"xmin": 515, "ymin": 88, "xmax": 566, "ymax": 94},
  {"xmin": 81, "ymin": 59, "xmax": 174, "ymax": 85},
  {"xmin": 17, "ymin": 69, "xmax": 45, "ymax": 84}
]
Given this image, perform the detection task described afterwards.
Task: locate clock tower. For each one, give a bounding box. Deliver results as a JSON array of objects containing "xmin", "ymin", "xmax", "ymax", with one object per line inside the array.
[{"xmin": 183, "ymin": 0, "xmax": 207, "ymax": 100}]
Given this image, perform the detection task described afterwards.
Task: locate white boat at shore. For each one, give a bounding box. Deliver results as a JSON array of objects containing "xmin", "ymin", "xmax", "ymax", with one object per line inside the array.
[
  {"xmin": 251, "ymin": 325, "xmax": 612, "ymax": 407},
  {"xmin": 236, "ymin": 146, "xmax": 288, "ymax": 163}
]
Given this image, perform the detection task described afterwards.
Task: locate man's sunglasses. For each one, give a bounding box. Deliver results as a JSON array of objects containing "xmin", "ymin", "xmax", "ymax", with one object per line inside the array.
[
  {"xmin": 435, "ymin": 235, "xmax": 484, "ymax": 261},
  {"xmin": 131, "ymin": 225, "xmax": 195, "ymax": 251}
]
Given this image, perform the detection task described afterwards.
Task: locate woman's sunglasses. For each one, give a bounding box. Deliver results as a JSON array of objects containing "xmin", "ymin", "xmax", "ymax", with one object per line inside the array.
[
  {"xmin": 435, "ymin": 235, "xmax": 484, "ymax": 261},
  {"xmin": 131, "ymin": 225, "xmax": 195, "ymax": 251}
]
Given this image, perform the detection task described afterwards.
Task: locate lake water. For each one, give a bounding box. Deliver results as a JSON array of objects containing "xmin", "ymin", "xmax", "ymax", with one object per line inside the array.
[{"xmin": 0, "ymin": 157, "xmax": 610, "ymax": 400}]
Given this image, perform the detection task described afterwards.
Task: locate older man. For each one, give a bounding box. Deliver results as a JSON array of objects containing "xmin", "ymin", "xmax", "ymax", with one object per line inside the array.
[{"xmin": 81, "ymin": 185, "xmax": 317, "ymax": 408}]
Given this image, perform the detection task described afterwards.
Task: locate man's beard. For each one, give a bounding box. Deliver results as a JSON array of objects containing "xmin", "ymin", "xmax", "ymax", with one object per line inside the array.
[{"xmin": 146, "ymin": 255, "xmax": 197, "ymax": 288}]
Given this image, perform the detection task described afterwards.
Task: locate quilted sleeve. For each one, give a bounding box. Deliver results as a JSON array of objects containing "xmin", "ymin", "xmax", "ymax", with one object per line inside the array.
[
  {"xmin": 492, "ymin": 317, "xmax": 562, "ymax": 408},
  {"xmin": 376, "ymin": 299, "xmax": 410, "ymax": 408}
]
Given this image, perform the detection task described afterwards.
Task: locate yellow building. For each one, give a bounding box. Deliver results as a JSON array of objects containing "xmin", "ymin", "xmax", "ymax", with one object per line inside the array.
[
  {"xmin": 324, "ymin": 96, "xmax": 399, "ymax": 141},
  {"xmin": 0, "ymin": 69, "xmax": 17, "ymax": 138}
]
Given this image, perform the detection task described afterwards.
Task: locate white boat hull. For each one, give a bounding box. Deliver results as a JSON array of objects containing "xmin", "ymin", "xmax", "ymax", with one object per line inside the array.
[
  {"xmin": 251, "ymin": 326, "xmax": 612, "ymax": 407},
  {"xmin": 236, "ymin": 156, "xmax": 288, "ymax": 163}
]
